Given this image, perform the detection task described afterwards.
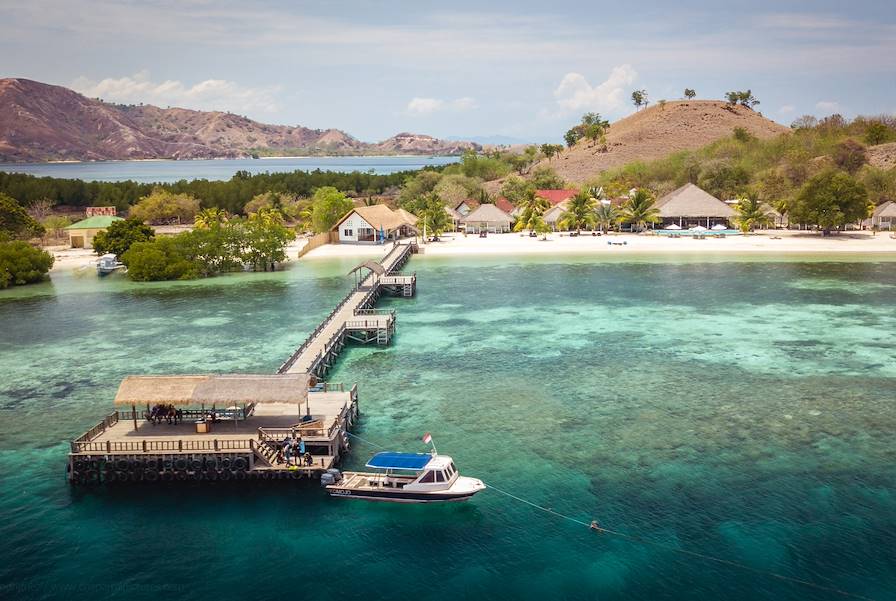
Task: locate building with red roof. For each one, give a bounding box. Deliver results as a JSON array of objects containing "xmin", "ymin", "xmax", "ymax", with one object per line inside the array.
[{"xmin": 535, "ymin": 189, "xmax": 578, "ymax": 206}]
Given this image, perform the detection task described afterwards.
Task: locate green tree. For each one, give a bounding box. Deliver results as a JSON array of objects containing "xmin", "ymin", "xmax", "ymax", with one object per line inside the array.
[
  {"xmin": 0, "ymin": 240, "xmax": 54, "ymax": 288},
  {"xmin": 513, "ymin": 190, "xmax": 551, "ymax": 233},
  {"xmin": 558, "ymin": 191, "xmax": 598, "ymax": 233},
  {"xmin": 790, "ymin": 170, "xmax": 869, "ymax": 233},
  {"xmin": 311, "ymin": 186, "xmax": 353, "ymax": 233},
  {"xmin": 684, "ymin": 88, "xmax": 696, "ymax": 100},
  {"xmin": 122, "ymin": 237, "xmax": 199, "ymax": 281},
  {"xmin": 416, "ymin": 192, "xmax": 451, "ymax": 240},
  {"xmin": 595, "ymin": 202, "xmax": 621, "ymax": 233},
  {"xmin": 540, "ymin": 143, "xmax": 564, "ymax": 162},
  {"xmin": 734, "ymin": 196, "xmax": 771, "ymax": 233},
  {"xmin": 194, "ymin": 207, "xmax": 230, "ymax": 229},
  {"xmin": 241, "ymin": 209, "xmax": 295, "ymax": 271},
  {"xmin": 531, "ymin": 166, "xmax": 566, "ymax": 189},
  {"xmin": 0, "ymin": 194, "xmax": 45, "ymax": 240},
  {"xmin": 91, "ymin": 218, "xmax": 155, "ymax": 258},
  {"xmin": 631, "ymin": 89, "xmax": 647, "ymax": 110},
  {"xmin": 621, "ymin": 188, "xmax": 659, "ymax": 232},
  {"xmin": 129, "ymin": 188, "xmax": 201, "ymax": 224}
]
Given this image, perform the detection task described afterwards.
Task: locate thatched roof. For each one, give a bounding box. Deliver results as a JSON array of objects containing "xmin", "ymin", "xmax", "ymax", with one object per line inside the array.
[
  {"xmin": 461, "ymin": 203, "xmax": 514, "ymax": 224},
  {"xmin": 114, "ymin": 374, "xmax": 309, "ymax": 406},
  {"xmin": 655, "ymin": 184, "xmax": 735, "ymax": 218},
  {"xmin": 348, "ymin": 260, "xmax": 385, "ymax": 276},
  {"xmin": 334, "ymin": 204, "xmax": 418, "ymax": 232}
]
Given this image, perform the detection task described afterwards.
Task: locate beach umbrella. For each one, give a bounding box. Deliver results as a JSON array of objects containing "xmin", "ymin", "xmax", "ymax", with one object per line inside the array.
[
  {"xmin": 666, "ymin": 223, "xmax": 682, "ymax": 230},
  {"xmin": 711, "ymin": 223, "xmax": 727, "ymax": 230}
]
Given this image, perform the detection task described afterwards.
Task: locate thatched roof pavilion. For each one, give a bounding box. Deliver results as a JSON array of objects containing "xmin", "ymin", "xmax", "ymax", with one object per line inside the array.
[{"xmin": 655, "ymin": 183, "xmax": 735, "ymax": 228}]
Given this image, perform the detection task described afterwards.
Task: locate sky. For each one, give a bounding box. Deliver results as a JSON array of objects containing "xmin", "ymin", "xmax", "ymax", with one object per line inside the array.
[{"xmin": 1, "ymin": 0, "xmax": 894, "ymax": 143}]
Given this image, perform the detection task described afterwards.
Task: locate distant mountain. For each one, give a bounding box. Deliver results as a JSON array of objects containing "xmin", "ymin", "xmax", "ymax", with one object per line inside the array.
[
  {"xmin": 445, "ymin": 134, "xmax": 538, "ymax": 146},
  {"xmin": 0, "ymin": 78, "xmax": 481, "ymax": 162}
]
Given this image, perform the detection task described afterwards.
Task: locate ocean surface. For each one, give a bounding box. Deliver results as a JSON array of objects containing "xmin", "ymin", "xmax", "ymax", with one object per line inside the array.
[
  {"xmin": 0, "ymin": 156, "xmax": 460, "ymax": 183},
  {"xmin": 1, "ymin": 253, "xmax": 895, "ymax": 601}
]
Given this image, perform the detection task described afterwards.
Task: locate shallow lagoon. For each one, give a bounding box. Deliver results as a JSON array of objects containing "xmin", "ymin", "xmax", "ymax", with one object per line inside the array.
[{"xmin": 1, "ymin": 254, "xmax": 894, "ymax": 600}]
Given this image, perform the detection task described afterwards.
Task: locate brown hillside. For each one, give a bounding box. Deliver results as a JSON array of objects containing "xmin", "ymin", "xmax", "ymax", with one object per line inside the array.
[
  {"xmin": 0, "ymin": 78, "xmax": 478, "ymax": 162},
  {"xmin": 868, "ymin": 142, "xmax": 896, "ymax": 170},
  {"xmin": 540, "ymin": 100, "xmax": 790, "ymax": 184}
]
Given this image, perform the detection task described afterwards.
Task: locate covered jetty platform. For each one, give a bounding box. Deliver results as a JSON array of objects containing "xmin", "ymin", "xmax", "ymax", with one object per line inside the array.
[{"xmin": 68, "ymin": 242, "xmax": 418, "ymax": 485}]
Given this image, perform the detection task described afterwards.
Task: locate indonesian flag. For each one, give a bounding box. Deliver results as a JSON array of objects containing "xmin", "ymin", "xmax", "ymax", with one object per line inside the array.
[{"xmin": 422, "ymin": 432, "xmax": 432, "ymax": 444}]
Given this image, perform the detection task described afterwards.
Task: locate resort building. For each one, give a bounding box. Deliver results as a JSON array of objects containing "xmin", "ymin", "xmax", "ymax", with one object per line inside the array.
[
  {"xmin": 333, "ymin": 205, "xmax": 418, "ymax": 244},
  {"xmin": 460, "ymin": 203, "xmax": 514, "ymax": 233},
  {"xmin": 454, "ymin": 199, "xmax": 477, "ymax": 217},
  {"xmin": 64, "ymin": 215, "xmax": 123, "ymax": 248},
  {"xmin": 536, "ymin": 189, "xmax": 578, "ymax": 206},
  {"xmin": 655, "ymin": 183, "xmax": 735, "ymax": 229},
  {"xmin": 543, "ymin": 202, "xmax": 569, "ymax": 231},
  {"xmin": 445, "ymin": 205, "xmax": 463, "ymax": 231},
  {"xmin": 869, "ymin": 201, "xmax": 896, "ymax": 230}
]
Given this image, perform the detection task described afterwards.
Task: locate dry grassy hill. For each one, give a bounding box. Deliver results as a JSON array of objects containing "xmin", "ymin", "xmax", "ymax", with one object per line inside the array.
[{"xmin": 540, "ymin": 100, "xmax": 790, "ymax": 184}]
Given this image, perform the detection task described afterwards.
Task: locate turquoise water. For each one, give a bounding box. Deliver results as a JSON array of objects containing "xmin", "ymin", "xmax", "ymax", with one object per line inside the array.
[
  {"xmin": 0, "ymin": 156, "xmax": 459, "ymax": 183},
  {"xmin": 1, "ymin": 254, "xmax": 895, "ymax": 600}
]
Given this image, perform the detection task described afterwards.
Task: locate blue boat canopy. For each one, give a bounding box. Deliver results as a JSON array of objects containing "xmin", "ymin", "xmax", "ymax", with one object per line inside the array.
[{"xmin": 366, "ymin": 452, "xmax": 432, "ymax": 471}]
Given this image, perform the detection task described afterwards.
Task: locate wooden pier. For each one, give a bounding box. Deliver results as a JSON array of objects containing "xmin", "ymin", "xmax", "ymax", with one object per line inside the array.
[{"xmin": 67, "ymin": 242, "xmax": 418, "ymax": 485}]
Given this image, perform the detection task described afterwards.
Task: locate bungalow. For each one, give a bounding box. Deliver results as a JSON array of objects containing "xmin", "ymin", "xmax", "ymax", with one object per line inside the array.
[
  {"xmin": 536, "ymin": 189, "xmax": 577, "ymax": 206},
  {"xmin": 64, "ymin": 215, "xmax": 124, "ymax": 248},
  {"xmin": 655, "ymin": 184, "xmax": 735, "ymax": 229},
  {"xmin": 333, "ymin": 204, "xmax": 418, "ymax": 244},
  {"xmin": 454, "ymin": 199, "xmax": 478, "ymax": 217},
  {"xmin": 869, "ymin": 201, "xmax": 896, "ymax": 230},
  {"xmin": 460, "ymin": 204, "xmax": 514, "ymax": 233}
]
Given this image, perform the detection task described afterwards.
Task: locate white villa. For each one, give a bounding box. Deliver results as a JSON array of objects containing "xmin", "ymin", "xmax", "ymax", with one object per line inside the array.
[
  {"xmin": 333, "ymin": 205, "xmax": 419, "ymax": 244},
  {"xmin": 655, "ymin": 183, "xmax": 735, "ymax": 229},
  {"xmin": 460, "ymin": 204, "xmax": 514, "ymax": 233}
]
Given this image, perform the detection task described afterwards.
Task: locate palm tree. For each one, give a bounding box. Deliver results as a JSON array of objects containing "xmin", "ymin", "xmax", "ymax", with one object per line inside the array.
[
  {"xmin": 595, "ymin": 202, "xmax": 621, "ymax": 233},
  {"xmin": 734, "ymin": 196, "xmax": 771, "ymax": 233},
  {"xmin": 194, "ymin": 207, "xmax": 229, "ymax": 229},
  {"xmin": 558, "ymin": 191, "xmax": 598, "ymax": 233},
  {"xmin": 513, "ymin": 190, "xmax": 551, "ymax": 233},
  {"xmin": 622, "ymin": 188, "xmax": 659, "ymax": 232}
]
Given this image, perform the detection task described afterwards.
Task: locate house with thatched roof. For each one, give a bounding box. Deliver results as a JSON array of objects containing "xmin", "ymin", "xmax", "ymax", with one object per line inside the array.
[
  {"xmin": 333, "ymin": 204, "xmax": 418, "ymax": 244},
  {"xmin": 655, "ymin": 184, "xmax": 735, "ymax": 229},
  {"xmin": 460, "ymin": 203, "xmax": 514, "ymax": 233}
]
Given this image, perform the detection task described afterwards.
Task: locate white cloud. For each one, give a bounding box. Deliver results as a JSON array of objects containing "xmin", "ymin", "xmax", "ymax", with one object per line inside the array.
[
  {"xmin": 815, "ymin": 100, "xmax": 840, "ymax": 113},
  {"xmin": 552, "ymin": 64, "xmax": 638, "ymax": 115},
  {"xmin": 406, "ymin": 96, "xmax": 477, "ymax": 115},
  {"xmin": 778, "ymin": 105, "xmax": 795, "ymax": 114},
  {"xmin": 70, "ymin": 70, "xmax": 281, "ymax": 114}
]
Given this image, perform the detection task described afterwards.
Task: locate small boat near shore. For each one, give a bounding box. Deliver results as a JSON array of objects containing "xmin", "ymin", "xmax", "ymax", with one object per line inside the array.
[
  {"xmin": 325, "ymin": 451, "xmax": 486, "ymax": 503},
  {"xmin": 96, "ymin": 253, "xmax": 126, "ymax": 276}
]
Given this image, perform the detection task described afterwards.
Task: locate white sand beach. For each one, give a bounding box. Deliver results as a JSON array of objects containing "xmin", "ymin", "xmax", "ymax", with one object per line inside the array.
[{"xmin": 303, "ymin": 230, "xmax": 896, "ymax": 260}]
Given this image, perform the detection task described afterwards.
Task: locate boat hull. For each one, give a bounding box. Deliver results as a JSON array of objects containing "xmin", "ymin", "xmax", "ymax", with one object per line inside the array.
[{"xmin": 326, "ymin": 486, "xmax": 480, "ymax": 503}]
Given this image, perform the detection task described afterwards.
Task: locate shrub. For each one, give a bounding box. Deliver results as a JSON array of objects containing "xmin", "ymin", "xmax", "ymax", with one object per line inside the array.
[{"xmin": 0, "ymin": 240, "xmax": 54, "ymax": 288}]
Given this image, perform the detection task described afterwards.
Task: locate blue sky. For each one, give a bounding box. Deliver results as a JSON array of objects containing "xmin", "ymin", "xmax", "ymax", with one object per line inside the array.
[{"xmin": 1, "ymin": 0, "xmax": 894, "ymax": 142}]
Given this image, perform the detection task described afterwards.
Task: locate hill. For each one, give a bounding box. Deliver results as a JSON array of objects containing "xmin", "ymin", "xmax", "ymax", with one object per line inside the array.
[
  {"xmin": 0, "ymin": 78, "xmax": 480, "ymax": 162},
  {"xmin": 540, "ymin": 100, "xmax": 790, "ymax": 183}
]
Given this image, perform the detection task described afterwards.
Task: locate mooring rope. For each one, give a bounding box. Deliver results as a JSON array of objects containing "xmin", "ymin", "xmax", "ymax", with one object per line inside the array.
[
  {"xmin": 485, "ymin": 482, "xmax": 876, "ymax": 601},
  {"xmin": 342, "ymin": 431, "xmax": 874, "ymax": 600}
]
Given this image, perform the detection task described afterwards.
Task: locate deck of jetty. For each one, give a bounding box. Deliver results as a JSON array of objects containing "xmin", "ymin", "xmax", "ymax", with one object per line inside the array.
[{"xmin": 67, "ymin": 241, "xmax": 419, "ymax": 485}]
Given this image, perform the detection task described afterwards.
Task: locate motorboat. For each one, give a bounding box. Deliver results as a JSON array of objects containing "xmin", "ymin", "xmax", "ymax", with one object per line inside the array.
[
  {"xmin": 96, "ymin": 253, "xmax": 125, "ymax": 276},
  {"xmin": 325, "ymin": 451, "xmax": 486, "ymax": 503}
]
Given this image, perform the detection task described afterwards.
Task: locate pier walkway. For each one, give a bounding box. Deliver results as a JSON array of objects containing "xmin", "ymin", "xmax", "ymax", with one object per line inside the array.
[{"xmin": 278, "ymin": 241, "xmax": 417, "ymax": 378}]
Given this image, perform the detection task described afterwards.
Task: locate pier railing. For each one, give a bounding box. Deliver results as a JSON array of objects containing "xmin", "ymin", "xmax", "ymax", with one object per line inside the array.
[{"xmin": 71, "ymin": 437, "xmax": 252, "ymax": 454}]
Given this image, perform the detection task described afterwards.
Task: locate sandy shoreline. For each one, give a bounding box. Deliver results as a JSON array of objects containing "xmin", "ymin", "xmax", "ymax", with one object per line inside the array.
[
  {"xmin": 45, "ymin": 230, "xmax": 896, "ymax": 273},
  {"xmin": 303, "ymin": 230, "xmax": 896, "ymax": 260}
]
